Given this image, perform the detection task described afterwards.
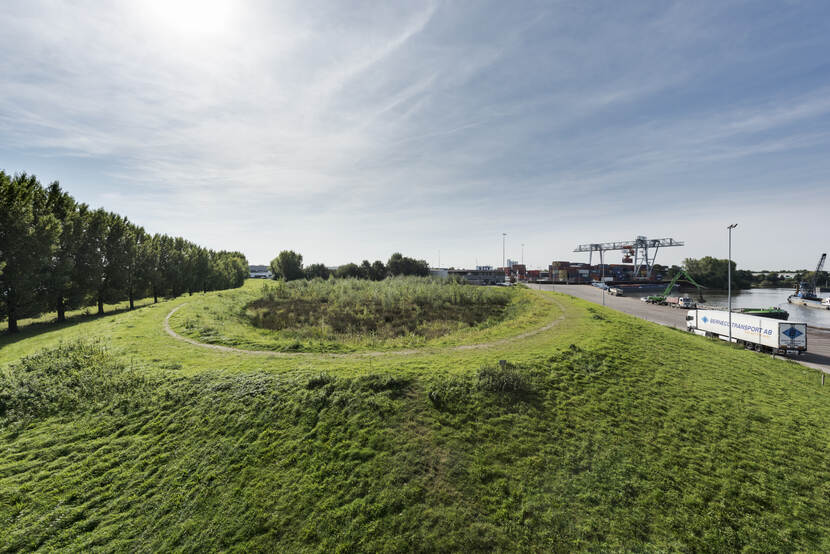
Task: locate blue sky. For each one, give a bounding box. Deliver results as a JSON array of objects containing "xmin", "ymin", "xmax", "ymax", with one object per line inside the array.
[{"xmin": 2, "ymin": 1, "xmax": 829, "ymax": 269}]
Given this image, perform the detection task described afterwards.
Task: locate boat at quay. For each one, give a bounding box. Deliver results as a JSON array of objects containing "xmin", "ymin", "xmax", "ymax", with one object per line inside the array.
[
  {"xmin": 788, "ymin": 254, "xmax": 829, "ymax": 310},
  {"xmin": 788, "ymin": 294, "xmax": 830, "ymax": 310}
]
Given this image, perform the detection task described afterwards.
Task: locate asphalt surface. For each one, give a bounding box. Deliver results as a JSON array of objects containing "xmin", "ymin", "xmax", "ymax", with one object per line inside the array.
[{"xmin": 531, "ymin": 283, "xmax": 830, "ymax": 374}]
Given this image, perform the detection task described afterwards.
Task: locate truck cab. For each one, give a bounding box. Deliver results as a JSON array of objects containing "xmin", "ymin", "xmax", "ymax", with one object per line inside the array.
[{"xmin": 677, "ymin": 297, "xmax": 696, "ymax": 309}]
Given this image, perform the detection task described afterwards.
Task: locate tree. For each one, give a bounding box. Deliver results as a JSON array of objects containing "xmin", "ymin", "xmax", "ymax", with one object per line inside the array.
[
  {"xmin": 189, "ymin": 246, "xmax": 211, "ymax": 295},
  {"xmin": 665, "ymin": 265, "xmax": 682, "ymax": 281},
  {"xmin": 304, "ymin": 263, "xmax": 331, "ymax": 280},
  {"xmin": 139, "ymin": 234, "xmax": 164, "ymax": 303},
  {"xmin": 387, "ymin": 252, "xmax": 429, "ymax": 277},
  {"xmin": 226, "ymin": 252, "xmax": 249, "ymax": 287},
  {"xmin": 0, "ymin": 172, "xmax": 60, "ymax": 333},
  {"xmin": 359, "ymin": 260, "xmax": 373, "ymax": 280},
  {"xmin": 44, "ymin": 182, "xmax": 81, "ymax": 322},
  {"xmin": 370, "ymin": 260, "xmax": 387, "ymax": 281},
  {"xmin": 1, "ymin": 169, "xmax": 249, "ymax": 331},
  {"xmin": 99, "ymin": 213, "xmax": 131, "ymax": 313},
  {"xmin": 270, "ymin": 250, "xmax": 304, "ymax": 281},
  {"xmin": 335, "ymin": 263, "xmax": 361, "ymax": 279},
  {"xmin": 75, "ymin": 208, "xmax": 108, "ymax": 313},
  {"xmin": 683, "ymin": 257, "xmax": 752, "ymax": 290},
  {"xmin": 387, "ymin": 253, "xmax": 404, "ymax": 276},
  {"xmin": 124, "ymin": 224, "xmax": 147, "ymax": 309},
  {"xmin": 209, "ymin": 251, "xmax": 248, "ymax": 290},
  {"xmin": 165, "ymin": 237, "xmax": 189, "ymax": 297}
]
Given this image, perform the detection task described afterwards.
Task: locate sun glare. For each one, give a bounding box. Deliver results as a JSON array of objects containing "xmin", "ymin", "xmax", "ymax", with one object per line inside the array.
[{"xmin": 142, "ymin": 0, "xmax": 234, "ymax": 36}]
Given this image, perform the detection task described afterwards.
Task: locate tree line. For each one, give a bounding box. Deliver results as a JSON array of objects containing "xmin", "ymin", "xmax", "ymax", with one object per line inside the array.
[
  {"xmin": 269, "ymin": 251, "xmax": 430, "ymax": 281},
  {"xmin": 663, "ymin": 257, "xmax": 755, "ymax": 290},
  {"xmin": 664, "ymin": 256, "xmax": 828, "ymax": 290},
  {"xmin": 1, "ymin": 171, "xmax": 248, "ymax": 333}
]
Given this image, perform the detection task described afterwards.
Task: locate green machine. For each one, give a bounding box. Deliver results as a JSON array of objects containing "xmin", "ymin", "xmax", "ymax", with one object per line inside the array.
[{"xmin": 644, "ymin": 269, "xmax": 705, "ymax": 305}]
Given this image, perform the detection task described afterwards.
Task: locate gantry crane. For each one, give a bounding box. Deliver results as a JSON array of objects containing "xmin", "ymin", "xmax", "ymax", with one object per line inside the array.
[{"xmin": 574, "ymin": 236, "xmax": 684, "ymax": 279}]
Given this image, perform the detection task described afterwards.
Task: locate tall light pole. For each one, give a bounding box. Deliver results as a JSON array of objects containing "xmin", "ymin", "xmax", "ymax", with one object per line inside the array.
[
  {"xmin": 521, "ymin": 243, "xmax": 525, "ymax": 266},
  {"xmin": 502, "ymin": 233, "xmax": 507, "ymax": 282},
  {"xmin": 601, "ymin": 253, "xmax": 606, "ymax": 306},
  {"xmin": 727, "ymin": 223, "xmax": 738, "ymax": 344}
]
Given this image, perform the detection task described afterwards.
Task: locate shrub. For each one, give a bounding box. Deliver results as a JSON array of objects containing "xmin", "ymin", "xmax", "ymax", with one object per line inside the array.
[
  {"xmin": 548, "ymin": 344, "xmax": 608, "ymax": 375},
  {"xmin": 428, "ymin": 375, "xmax": 471, "ymax": 411},
  {"xmin": 356, "ymin": 374, "xmax": 412, "ymax": 398},
  {"xmin": 476, "ymin": 363, "xmax": 531, "ymax": 394},
  {"xmin": 306, "ymin": 373, "xmax": 334, "ymax": 389},
  {"xmin": 0, "ymin": 341, "xmax": 154, "ymax": 423}
]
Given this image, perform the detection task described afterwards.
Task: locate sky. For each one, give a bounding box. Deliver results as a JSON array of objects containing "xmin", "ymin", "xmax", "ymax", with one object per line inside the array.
[{"xmin": 2, "ymin": 1, "xmax": 829, "ymax": 270}]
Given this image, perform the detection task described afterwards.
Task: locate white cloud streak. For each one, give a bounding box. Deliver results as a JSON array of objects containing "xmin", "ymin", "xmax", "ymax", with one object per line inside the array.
[{"xmin": 1, "ymin": 0, "xmax": 829, "ymax": 268}]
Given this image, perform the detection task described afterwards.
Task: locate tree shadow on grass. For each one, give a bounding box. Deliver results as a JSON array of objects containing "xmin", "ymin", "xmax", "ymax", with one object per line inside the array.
[{"xmin": 0, "ymin": 300, "xmax": 160, "ymax": 350}]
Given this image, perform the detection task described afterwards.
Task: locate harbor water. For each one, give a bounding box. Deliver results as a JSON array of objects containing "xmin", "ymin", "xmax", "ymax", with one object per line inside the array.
[{"xmin": 686, "ymin": 287, "xmax": 830, "ymax": 328}]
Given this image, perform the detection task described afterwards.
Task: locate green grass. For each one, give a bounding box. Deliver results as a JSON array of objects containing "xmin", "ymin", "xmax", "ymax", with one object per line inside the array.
[
  {"xmin": 172, "ymin": 278, "xmax": 545, "ymax": 353},
  {"xmin": 2, "ymin": 282, "xmax": 830, "ymax": 551},
  {"xmin": 0, "ymin": 295, "xmax": 157, "ymax": 333}
]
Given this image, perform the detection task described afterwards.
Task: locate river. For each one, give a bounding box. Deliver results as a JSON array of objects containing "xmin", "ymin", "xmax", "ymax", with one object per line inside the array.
[{"xmin": 684, "ymin": 287, "xmax": 830, "ymax": 328}]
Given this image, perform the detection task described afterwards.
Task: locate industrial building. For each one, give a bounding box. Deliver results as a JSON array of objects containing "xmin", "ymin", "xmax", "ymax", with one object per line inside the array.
[{"xmin": 447, "ymin": 268, "xmax": 507, "ymax": 286}]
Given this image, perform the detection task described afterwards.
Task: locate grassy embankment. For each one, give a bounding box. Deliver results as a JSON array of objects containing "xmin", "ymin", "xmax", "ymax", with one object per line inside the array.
[
  {"xmin": 2, "ymin": 279, "xmax": 830, "ymax": 551},
  {"xmin": 0, "ymin": 296, "xmax": 156, "ymax": 334}
]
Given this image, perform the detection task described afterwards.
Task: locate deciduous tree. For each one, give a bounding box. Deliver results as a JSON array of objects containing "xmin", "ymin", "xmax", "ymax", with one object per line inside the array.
[
  {"xmin": 304, "ymin": 263, "xmax": 331, "ymax": 280},
  {"xmin": 270, "ymin": 250, "xmax": 304, "ymax": 281}
]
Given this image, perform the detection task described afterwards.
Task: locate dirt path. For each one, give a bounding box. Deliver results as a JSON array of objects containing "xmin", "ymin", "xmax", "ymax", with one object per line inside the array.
[{"xmin": 163, "ymin": 291, "xmax": 567, "ymax": 358}]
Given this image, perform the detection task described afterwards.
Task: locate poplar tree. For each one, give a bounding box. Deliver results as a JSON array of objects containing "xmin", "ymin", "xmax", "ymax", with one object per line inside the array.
[
  {"xmin": 1, "ymin": 170, "xmax": 248, "ymax": 332},
  {"xmin": 100, "ymin": 213, "xmax": 130, "ymax": 312},
  {"xmin": 75, "ymin": 208, "xmax": 108, "ymax": 315},
  {"xmin": 124, "ymin": 224, "xmax": 146, "ymax": 310},
  {"xmin": 0, "ymin": 172, "xmax": 60, "ymax": 332},
  {"xmin": 44, "ymin": 182, "xmax": 81, "ymax": 322}
]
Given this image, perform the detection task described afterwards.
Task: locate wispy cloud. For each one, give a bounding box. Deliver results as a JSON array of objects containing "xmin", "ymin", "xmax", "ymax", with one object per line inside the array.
[{"xmin": 1, "ymin": 1, "xmax": 829, "ymax": 268}]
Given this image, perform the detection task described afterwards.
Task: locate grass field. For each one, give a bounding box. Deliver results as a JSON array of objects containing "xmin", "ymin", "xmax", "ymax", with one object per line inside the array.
[{"xmin": 2, "ymin": 280, "xmax": 830, "ymax": 551}]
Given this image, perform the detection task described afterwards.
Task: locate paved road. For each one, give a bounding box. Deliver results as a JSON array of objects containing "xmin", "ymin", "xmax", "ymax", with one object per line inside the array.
[{"xmin": 531, "ymin": 283, "xmax": 830, "ymax": 374}]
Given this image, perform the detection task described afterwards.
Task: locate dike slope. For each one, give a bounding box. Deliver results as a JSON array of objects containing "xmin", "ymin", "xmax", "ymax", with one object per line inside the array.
[{"xmin": 2, "ymin": 286, "xmax": 830, "ymax": 551}]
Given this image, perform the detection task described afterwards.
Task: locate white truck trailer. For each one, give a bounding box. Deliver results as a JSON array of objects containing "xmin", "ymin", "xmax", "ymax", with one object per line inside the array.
[{"xmin": 686, "ymin": 309, "xmax": 807, "ymax": 354}]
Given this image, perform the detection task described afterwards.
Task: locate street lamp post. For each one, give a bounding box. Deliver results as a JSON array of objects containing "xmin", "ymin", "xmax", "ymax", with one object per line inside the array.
[
  {"xmin": 502, "ymin": 233, "xmax": 507, "ymax": 283},
  {"xmin": 727, "ymin": 223, "xmax": 738, "ymax": 344},
  {"xmin": 602, "ymin": 262, "xmax": 605, "ymax": 306}
]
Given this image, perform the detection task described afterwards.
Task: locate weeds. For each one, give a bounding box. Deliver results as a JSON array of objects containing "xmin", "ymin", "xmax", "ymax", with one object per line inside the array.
[
  {"xmin": 247, "ymin": 277, "xmax": 513, "ymax": 340},
  {"xmin": 0, "ymin": 340, "xmax": 156, "ymax": 425},
  {"xmin": 476, "ymin": 362, "xmax": 531, "ymax": 394},
  {"xmin": 428, "ymin": 375, "xmax": 471, "ymax": 412},
  {"xmin": 172, "ymin": 277, "xmax": 540, "ymax": 353}
]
